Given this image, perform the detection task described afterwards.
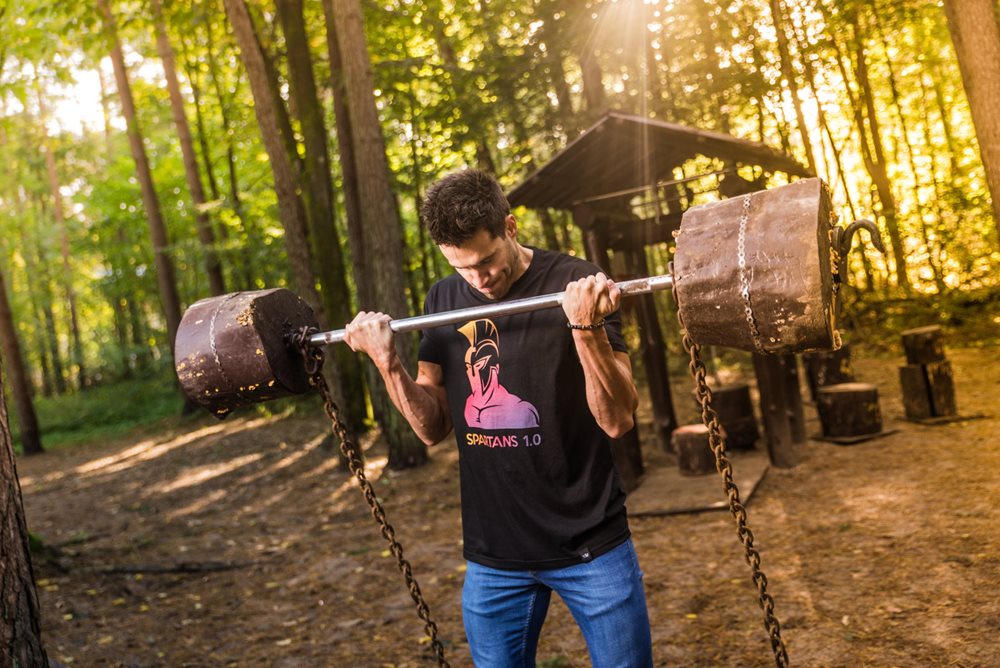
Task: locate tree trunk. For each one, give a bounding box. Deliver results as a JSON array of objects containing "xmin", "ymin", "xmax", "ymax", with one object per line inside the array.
[
  {"xmin": 579, "ymin": 47, "xmax": 606, "ymax": 113},
  {"xmin": 855, "ymin": 35, "xmax": 910, "ymax": 292},
  {"xmin": 539, "ymin": 208, "xmax": 562, "ymax": 251},
  {"xmin": 0, "ymin": 362, "xmax": 48, "ymax": 663},
  {"xmin": 942, "ymin": 0, "xmax": 1000, "ymax": 243},
  {"xmin": 769, "ymin": 0, "xmax": 816, "ymax": 173},
  {"xmin": 224, "ymin": 0, "xmax": 356, "ymax": 434},
  {"xmin": 321, "ymin": 0, "xmax": 365, "ymax": 301},
  {"xmin": 788, "ymin": 8, "xmax": 856, "ymax": 210},
  {"xmin": 848, "ymin": 19, "xmax": 910, "ymax": 291},
  {"xmin": 204, "ymin": 17, "xmax": 257, "ymax": 291},
  {"xmin": 222, "ymin": 0, "xmax": 322, "ymax": 317},
  {"xmin": 185, "ymin": 61, "xmax": 221, "ymax": 203},
  {"xmin": 98, "ymin": 0, "xmax": 187, "ymax": 365},
  {"xmin": 329, "ymin": 0, "xmax": 428, "ymax": 468},
  {"xmin": 151, "ymin": 0, "xmax": 226, "ymax": 297},
  {"xmin": 27, "ymin": 226, "xmax": 67, "ymax": 396},
  {"xmin": 871, "ymin": 6, "xmax": 947, "ymax": 294},
  {"xmin": 38, "ymin": 93, "xmax": 86, "ymax": 389},
  {"xmin": 821, "ymin": 7, "xmax": 906, "ymax": 293},
  {"xmin": 98, "ymin": 62, "xmax": 142, "ymax": 366},
  {"xmin": 276, "ymin": 0, "xmax": 366, "ymax": 430},
  {"xmin": 0, "ymin": 263, "xmax": 42, "ymax": 455}
]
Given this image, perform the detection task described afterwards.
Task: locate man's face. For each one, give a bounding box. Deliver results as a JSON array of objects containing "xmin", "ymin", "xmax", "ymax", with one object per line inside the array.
[{"xmin": 439, "ymin": 217, "xmax": 521, "ymax": 300}]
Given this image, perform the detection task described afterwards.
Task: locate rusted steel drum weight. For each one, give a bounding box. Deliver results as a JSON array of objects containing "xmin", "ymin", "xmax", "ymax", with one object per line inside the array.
[
  {"xmin": 673, "ymin": 177, "xmax": 839, "ymax": 354},
  {"xmin": 175, "ymin": 289, "xmax": 319, "ymax": 418}
]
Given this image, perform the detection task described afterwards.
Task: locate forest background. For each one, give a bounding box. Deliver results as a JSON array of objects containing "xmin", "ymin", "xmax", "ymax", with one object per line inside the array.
[{"xmin": 1, "ymin": 0, "xmax": 999, "ymax": 465}]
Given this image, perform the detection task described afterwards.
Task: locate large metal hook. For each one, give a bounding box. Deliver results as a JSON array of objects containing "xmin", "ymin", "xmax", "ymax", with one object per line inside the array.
[{"xmin": 832, "ymin": 218, "xmax": 886, "ymax": 281}]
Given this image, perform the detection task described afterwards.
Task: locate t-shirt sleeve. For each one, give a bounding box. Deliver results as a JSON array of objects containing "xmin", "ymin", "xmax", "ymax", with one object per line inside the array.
[
  {"xmin": 602, "ymin": 307, "xmax": 628, "ymax": 354},
  {"xmin": 418, "ymin": 283, "xmax": 442, "ymax": 365}
]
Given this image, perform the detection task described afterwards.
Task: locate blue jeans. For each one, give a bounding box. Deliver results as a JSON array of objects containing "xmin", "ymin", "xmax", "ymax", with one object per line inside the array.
[{"xmin": 462, "ymin": 539, "xmax": 653, "ymax": 668}]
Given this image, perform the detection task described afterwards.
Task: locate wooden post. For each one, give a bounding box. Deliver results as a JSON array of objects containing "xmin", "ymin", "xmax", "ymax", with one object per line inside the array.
[
  {"xmin": 573, "ymin": 206, "xmax": 644, "ymax": 490},
  {"xmin": 623, "ymin": 247, "xmax": 677, "ymax": 452},
  {"xmin": 783, "ymin": 354, "xmax": 807, "ymax": 443},
  {"xmin": 752, "ymin": 353, "xmax": 799, "ymax": 468}
]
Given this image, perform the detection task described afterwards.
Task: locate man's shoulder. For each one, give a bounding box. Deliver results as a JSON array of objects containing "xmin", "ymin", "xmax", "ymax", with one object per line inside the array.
[
  {"xmin": 428, "ymin": 272, "xmax": 464, "ymax": 291},
  {"xmin": 424, "ymin": 273, "xmax": 467, "ymax": 310},
  {"xmin": 534, "ymin": 248, "xmax": 605, "ymax": 279}
]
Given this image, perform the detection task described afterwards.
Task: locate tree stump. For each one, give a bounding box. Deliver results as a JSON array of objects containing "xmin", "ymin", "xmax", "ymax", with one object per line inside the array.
[
  {"xmin": 901, "ymin": 326, "xmax": 946, "ymax": 365},
  {"xmin": 815, "ymin": 383, "xmax": 883, "ymax": 438},
  {"xmin": 803, "ymin": 345, "xmax": 855, "ymax": 401},
  {"xmin": 672, "ymin": 424, "xmax": 721, "ymax": 476},
  {"xmin": 696, "ymin": 384, "xmax": 759, "ymax": 449},
  {"xmin": 900, "ymin": 361, "xmax": 957, "ymax": 420}
]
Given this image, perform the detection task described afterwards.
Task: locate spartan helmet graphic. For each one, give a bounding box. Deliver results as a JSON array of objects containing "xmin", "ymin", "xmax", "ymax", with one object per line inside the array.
[
  {"xmin": 457, "ymin": 319, "xmax": 540, "ymax": 430},
  {"xmin": 459, "ymin": 319, "xmax": 500, "ymax": 399}
]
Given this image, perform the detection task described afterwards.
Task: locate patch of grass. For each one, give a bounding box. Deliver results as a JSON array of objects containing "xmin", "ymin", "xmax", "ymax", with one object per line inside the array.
[
  {"xmin": 10, "ymin": 369, "xmax": 185, "ymax": 452},
  {"xmin": 9, "ymin": 367, "xmax": 328, "ymax": 454},
  {"xmin": 538, "ymin": 658, "xmax": 571, "ymax": 668},
  {"xmin": 841, "ymin": 285, "xmax": 1000, "ymax": 356}
]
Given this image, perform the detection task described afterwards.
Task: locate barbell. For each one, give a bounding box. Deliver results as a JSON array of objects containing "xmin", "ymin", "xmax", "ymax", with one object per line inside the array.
[{"xmin": 175, "ymin": 177, "xmax": 882, "ymax": 418}]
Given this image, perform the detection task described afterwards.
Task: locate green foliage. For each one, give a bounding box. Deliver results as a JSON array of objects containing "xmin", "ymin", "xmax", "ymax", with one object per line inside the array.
[{"xmin": 9, "ymin": 363, "xmax": 184, "ymax": 452}]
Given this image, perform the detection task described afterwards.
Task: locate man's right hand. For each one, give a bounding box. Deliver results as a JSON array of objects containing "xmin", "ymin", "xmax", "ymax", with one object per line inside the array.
[{"xmin": 343, "ymin": 311, "xmax": 396, "ymax": 371}]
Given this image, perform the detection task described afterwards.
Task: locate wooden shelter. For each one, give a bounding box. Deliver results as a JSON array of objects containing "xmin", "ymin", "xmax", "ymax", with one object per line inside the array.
[{"xmin": 508, "ymin": 112, "xmax": 813, "ymax": 486}]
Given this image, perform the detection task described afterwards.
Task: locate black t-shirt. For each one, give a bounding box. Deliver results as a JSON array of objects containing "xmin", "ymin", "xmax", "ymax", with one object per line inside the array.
[{"xmin": 418, "ymin": 247, "xmax": 631, "ymax": 570}]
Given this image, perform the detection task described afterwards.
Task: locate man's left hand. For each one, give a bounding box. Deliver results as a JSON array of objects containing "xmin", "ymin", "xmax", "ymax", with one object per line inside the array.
[{"xmin": 562, "ymin": 272, "xmax": 620, "ymax": 327}]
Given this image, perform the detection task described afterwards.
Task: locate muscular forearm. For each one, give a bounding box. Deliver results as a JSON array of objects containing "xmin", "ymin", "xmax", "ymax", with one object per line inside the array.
[
  {"xmin": 376, "ymin": 355, "xmax": 452, "ymax": 446},
  {"xmin": 572, "ymin": 331, "xmax": 638, "ymax": 438}
]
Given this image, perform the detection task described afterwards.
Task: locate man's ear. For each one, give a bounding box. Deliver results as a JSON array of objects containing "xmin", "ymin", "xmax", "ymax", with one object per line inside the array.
[{"xmin": 505, "ymin": 214, "xmax": 517, "ymax": 238}]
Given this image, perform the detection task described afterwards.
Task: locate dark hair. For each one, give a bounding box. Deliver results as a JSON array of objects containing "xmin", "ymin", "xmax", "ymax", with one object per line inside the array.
[{"xmin": 420, "ymin": 169, "xmax": 510, "ymax": 246}]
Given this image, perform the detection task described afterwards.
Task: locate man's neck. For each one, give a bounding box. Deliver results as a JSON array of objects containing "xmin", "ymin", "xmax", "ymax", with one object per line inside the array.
[{"xmin": 510, "ymin": 243, "xmax": 534, "ymax": 286}]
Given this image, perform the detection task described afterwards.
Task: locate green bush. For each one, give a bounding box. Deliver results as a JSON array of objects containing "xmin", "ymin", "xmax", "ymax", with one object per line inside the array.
[{"xmin": 9, "ymin": 369, "xmax": 184, "ymax": 452}]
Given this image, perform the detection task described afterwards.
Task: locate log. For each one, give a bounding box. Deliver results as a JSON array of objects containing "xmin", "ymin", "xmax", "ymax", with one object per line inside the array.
[
  {"xmin": 672, "ymin": 424, "xmax": 721, "ymax": 476},
  {"xmin": 899, "ymin": 365, "xmax": 933, "ymax": 420},
  {"xmin": 803, "ymin": 345, "xmax": 855, "ymax": 401},
  {"xmin": 901, "ymin": 325, "xmax": 946, "ymax": 365},
  {"xmin": 900, "ymin": 361, "xmax": 957, "ymax": 420},
  {"xmin": 927, "ymin": 361, "xmax": 957, "ymax": 417},
  {"xmin": 815, "ymin": 383, "xmax": 883, "ymax": 438},
  {"xmin": 673, "ymin": 177, "xmax": 838, "ymax": 354},
  {"xmin": 697, "ymin": 384, "xmax": 759, "ymax": 450}
]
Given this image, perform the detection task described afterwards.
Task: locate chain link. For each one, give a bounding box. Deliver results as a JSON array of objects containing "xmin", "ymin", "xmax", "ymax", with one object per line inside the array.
[
  {"xmin": 673, "ymin": 292, "xmax": 789, "ymax": 666},
  {"xmin": 293, "ymin": 327, "xmax": 449, "ymax": 667},
  {"xmin": 736, "ymin": 193, "xmax": 766, "ymax": 355}
]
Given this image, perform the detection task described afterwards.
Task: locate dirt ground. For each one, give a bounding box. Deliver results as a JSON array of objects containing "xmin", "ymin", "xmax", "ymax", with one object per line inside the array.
[{"xmin": 18, "ymin": 344, "xmax": 1000, "ymax": 667}]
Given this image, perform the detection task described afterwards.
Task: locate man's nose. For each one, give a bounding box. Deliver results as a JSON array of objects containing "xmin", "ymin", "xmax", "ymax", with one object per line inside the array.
[{"xmin": 469, "ymin": 269, "xmax": 489, "ymax": 288}]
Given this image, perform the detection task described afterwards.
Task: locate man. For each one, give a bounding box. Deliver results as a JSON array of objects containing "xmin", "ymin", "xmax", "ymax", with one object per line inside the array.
[{"xmin": 344, "ymin": 169, "xmax": 653, "ymax": 667}]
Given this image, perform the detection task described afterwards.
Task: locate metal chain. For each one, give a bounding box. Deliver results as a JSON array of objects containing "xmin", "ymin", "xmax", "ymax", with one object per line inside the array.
[
  {"xmin": 736, "ymin": 193, "xmax": 766, "ymax": 355},
  {"xmin": 673, "ymin": 293, "xmax": 789, "ymax": 666},
  {"xmin": 293, "ymin": 327, "xmax": 449, "ymax": 667}
]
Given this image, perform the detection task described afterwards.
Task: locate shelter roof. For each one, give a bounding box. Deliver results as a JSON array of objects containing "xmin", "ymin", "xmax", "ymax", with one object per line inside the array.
[{"xmin": 507, "ymin": 111, "xmax": 812, "ymax": 211}]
